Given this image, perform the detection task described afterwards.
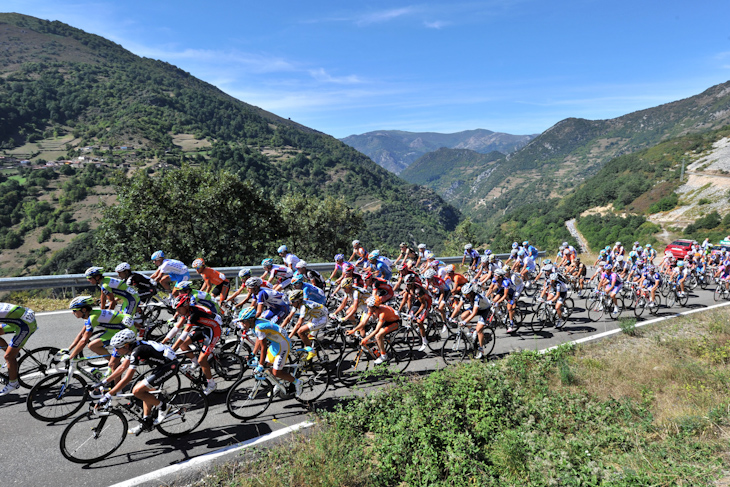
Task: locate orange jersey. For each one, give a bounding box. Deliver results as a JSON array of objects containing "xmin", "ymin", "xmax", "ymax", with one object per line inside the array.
[
  {"xmin": 198, "ymin": 267, "xmax": 227, "ymax": 286},
  {"xmin": 452, "ymin": 273, "xmax": 468, "ymax": 288},
  {"xmin": 375, "ymin": 305, "xmax": 400, "ymax": 324}
]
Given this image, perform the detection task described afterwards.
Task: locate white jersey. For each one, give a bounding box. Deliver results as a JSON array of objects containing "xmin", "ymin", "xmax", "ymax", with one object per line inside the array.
[
  {"xmin": 283, "ymin": 253, "xmax": 300, "ymax": 269},
  {"xmin": 158, "ymin": 258, "xmax": 188, "ymax": 275}
]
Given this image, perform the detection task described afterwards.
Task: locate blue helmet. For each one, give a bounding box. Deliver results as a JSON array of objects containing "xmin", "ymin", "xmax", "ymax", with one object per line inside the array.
[
  {"xmin": 334, "ymin": 253, "xmax": 344, "ymax": 262},
  {"xmin": 292, "ymin": 273, "xmax": 305, "ymax": 285},
  {"xmin": 151, "ymin": 250, "xmax": 165, "ymax": 261},
  {"xmin": 84, "ymin": 266, "xmax": 103, "ymax": 278},
  {"xmin": 512, "ymin": 242, "xmax": 519, "ymax": 249},
  {"xmin": 261, "ymin": 258, "xmax": 274, "ymax": 268},
  {"xmin": 277, "ymin": 245, "xmax": 288, "ymax": 253},
  {"xmin": 238, "ymin": 307, "xmax": 257, "ymax": 321}
]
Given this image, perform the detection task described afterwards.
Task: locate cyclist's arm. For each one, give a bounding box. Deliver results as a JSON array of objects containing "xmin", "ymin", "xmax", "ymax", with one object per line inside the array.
[
  {"xmin": 70, "ymin": 329, "xmax": 93, "ymax": 359},
  {"xmin": 106, "ymin": 366, "xmax": 135, "ymax": 396},
  {"xmin": 280, "ymin": 308, "xmax": 297, "ymax": 328},
  {"xmin": 104, "ymin": 357, "xmax": 131, "ymax": 387}
]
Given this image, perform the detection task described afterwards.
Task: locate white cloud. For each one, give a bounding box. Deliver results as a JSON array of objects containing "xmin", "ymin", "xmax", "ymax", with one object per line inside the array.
[
  {"xmin": 308, "ymin": 68, "xmax": 363, "ymax": 84},
  {"xmin": 355, "ymin": 7, "xmax": 418, "ymax": 26},
  {"xmin": 424, "ymin": 20, "xmax": 448, "ymax": 29}
]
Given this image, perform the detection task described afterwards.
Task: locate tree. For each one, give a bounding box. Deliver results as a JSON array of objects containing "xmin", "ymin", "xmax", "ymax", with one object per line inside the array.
[{"xmin": 95, "ymin": 165, "xmax": 286, "ymax": 268}]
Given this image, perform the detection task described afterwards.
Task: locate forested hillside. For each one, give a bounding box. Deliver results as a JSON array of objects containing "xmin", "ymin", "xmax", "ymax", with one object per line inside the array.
[{"xmin": 0, "ymin": 13, "xmax": 460, "ymax": 274}]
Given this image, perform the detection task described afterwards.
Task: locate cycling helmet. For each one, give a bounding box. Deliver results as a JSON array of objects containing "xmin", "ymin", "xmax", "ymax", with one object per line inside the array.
[
  {"xmin": 69, "ymin": 295, "xmax": 95, "ymax": 310},
  {"xmin": 246, "ymin": 277, "xmax": 263, "ymax": 289},
  {"xmin": 424, "ymin": 251, "xmax": 434, "ymax": 259},
  {"xmin": 173, "ymin": 280, "xmax": 193, "ymax": 292},
  {"xmin": 617, "ymin": 255, "xmax": 624, "ymax": 262},
  {"xmin": 484, "ymin": 249, "xmax": 492, "ymax": 256},
  {"xmin": 445, "ymin": 264, "xmax": 454, "ymax": 273},
  {"xmin": 429, "ymin": 260, "xmax": 440, "ymax": 268},
  {"xmin": 343, "ymin": 263, "xmax": 354, "ymax": 272},
  {"xmin": 115, "ymin": 262, "xmax": 131, "ymax": 273},
  {"xmin": 647, "ymin": 265, "xmax": 655, "ymax": 272},
  {"xmin": 543, "ymin": 264, "xmax": 554, "ymax": 272},
  {"xmin": 523, "ymin": 240, "xmax": 529, "ymax": 246},
  {"xmin": 352, "ymin": 240, "xmax": 360, "ymax": 247},
  {"xmin": 423, "ymin": 269, "xmax": 436, "ymax": 279},
  {"xmin": 677, "ymin": 260, "xmax": 685, "ymax": 267},
  {"xmin": 563, "ymin": 242, "xmax": 569, "ymax": 248},
  {"xmin": 637, "ymin": 260, "xmax": 645, "ymax": 267},
  {"xmin": 599, "ymin": 249, "xmax": 606, "ymax": 255},
  {"xmin": 549, "ymin": 273, "xmax": 558, "ymax": 281},
  {"xmin": 238, "ymin": 268, "xmax": 251, "ymax": 279},
  {"xmin": 151, "ymin": 250, "xmax": 165, "ymax": 261},
  {"xmin": 288, "ymin": 290, "xmax": 304, "ymax": 302},
  {"xmin": 261, "ymin": 258, "xmax": 274, "ymax": 268},
  {"xmin": 365, "ymin": 295, "xmax": 381, "ymax": 307},
  {"xmin": 636, "ymin": 246, "xmax": 643, "ymax": 253},
  {"xmin": 341, "ymin": 277, "xmax": 354, "ymax": 287},
  {"xmin": 291, "ymin": 274, "xmax": 305, "ymax": 285},
  {"xmin": 110, "ymin": 329, "xmax": 137, "ymax": 349},
  {"xmin": 295, "ymin": 260, "xmax": 307, "ymax": 269},
  {"xmin": 361, "ymin": 270, "xmax": 373, "ymax": 280},
  {"xmin": 239, "ymin": 307, "xmax": 257, "ymax": 321},
  {"xmin": 510, "ymin": 249, "xmax": 518, "ymax": 256},
  {"xmin": 605, "ymin": 246, "xmax": 611, "ymax": 252},
  {"xmin": 503, "ymin": 265, "xmax": 511, "ymax": 272},
  {"xmin": 575, "ymin": 257, "xmax": 581, "ymax": 262},
  {"xmin": 277, "ymin": 245, "xmax": 288, "ymax": 253},
  {"xmin": 461, "ymin": 283, "xmax": 473, "ymax": 295},
  {"xmin": 494, "ymin": 269, "xmax": 505, "ymax": 276},
  {"xmin": 84, "ymin": 266, "xmax": 103, "ymax": 278},
  {"xmin": 192, "ymin": 258, "xmax": 205, "ymax": 269},
  {"xmin": 603, "ymin": 264, "xmax": 613, "ymax": 270},
  {"xmin": 400, "ymin": 242, "xmax": 408, "ymax": 248},
  {"xmin": 464, "ymin": 244, "xmax": 473, "ymax": 250},
  {"xmin": 543, "ymin": 258, "xmax": 552, "ymax": 265},
  {"xmin": 646, "ymin": 244, "xmax": 652, "ymax": 248},
  {"xmin": 512, "ymin": 242, "xmax": 519, "ymax": 249},
  {"xmin": 418, "ymin": 243, "xmax": 427, "ymax": 250},
  {"xmin": 173, "ymin": 293, "xmax": 191, "ymax": 309},
  {"xmin": 629, "ymin": 251, "xmax": 636, "ymax": 258},
  {"xmin": 488, "ymin": 254, "xmax": 496, "ymax": 262},
  {"xmin": 517, "ymin": 249, "xmax": 525, "ymax": 257},
  {"xmin": 334, "ymin": 254, "xmax": 344, "ymax": 263},
  {"xmin": 369, "ymin": 250, "xmax": 380, "ymax": 260},
  {"xmin": 615, "ymin": 241, "xmax": 622, "ymax": 247}
]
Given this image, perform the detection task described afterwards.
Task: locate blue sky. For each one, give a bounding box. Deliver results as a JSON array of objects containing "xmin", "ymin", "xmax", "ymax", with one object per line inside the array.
[{"xmin": 5, "ymin": 1, "xmax": 730, "ymax": 138}]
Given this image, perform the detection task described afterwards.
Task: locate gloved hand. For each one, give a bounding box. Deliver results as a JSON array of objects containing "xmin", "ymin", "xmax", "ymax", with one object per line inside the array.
[
  {"xmin": 91, "ymin": 379, "xmax": 107, "ymax": 389},
  {"xmin": 98, "ymin": 392, "xmax": 112, "ymax": 406},
  {"xmin": 254, "ymin": 364, "xmax": 264, "ymax": 375},
  {"xmin": 59, "ymin": 352, "xmax": 71, "ymax": 362}
]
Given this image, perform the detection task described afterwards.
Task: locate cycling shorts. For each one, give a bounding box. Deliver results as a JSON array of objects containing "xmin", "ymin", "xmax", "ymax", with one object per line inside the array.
[
  {"xmin": 476, "ymin": 308, "xmax": 491, "ymax": 325},
  {"xmin": 380, "ymin": 320, "xmax": 400, "ymax": 335},
  {"xmin": 306, "ymin": 315, "xmax": 328, "ymax": 332},
  {"xmin": 609, "ymin": 283, "xmax": 622, "ymax": 294},
  {"xmin": 191, "ymin": 326, "xmax": 221, "ymax": 358},
  {"xmin": 96, "ymin": 324, "xmax": 138, "ymax": 346},
  {"xmin": 0, "ymin": 321, "xmax": 37, "ymax": 348},
  {"xmin": 168, "ymin": 271, "xmax": 191, "ymax": 286},
  {"xmin": 211, "ymin": 280, "xmax": 230, "ymax": 299},
  {"xmin": 140, "ymin": 361, "xmax": 179, "ymax": 389},
  {"xmin": 262, "ymin": 308, "xmax": 288, "ymax": 324},
  {"xmin": 266, "ymin": 340, "xmax": 291, "ymax": 371}
]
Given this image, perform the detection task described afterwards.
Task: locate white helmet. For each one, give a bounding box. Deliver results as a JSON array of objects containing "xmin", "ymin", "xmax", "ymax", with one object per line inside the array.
[
  {"xmin": 464, "ymin": 244, "xmax": 472, "ymax": 250},
  {"xmin": 115, "ymin": 262, "xmax": 131, "ymax": 273},
  {"xmin": 110, "ymin": 329, "xmax": 136, "ymax": 349},
  {"xmin": 418, "ymin": 243, "xmax": 427, "ymax": 250},
  {"xmin": 295, "ymin": 260, "xmax": 307, "ymax": 269}
]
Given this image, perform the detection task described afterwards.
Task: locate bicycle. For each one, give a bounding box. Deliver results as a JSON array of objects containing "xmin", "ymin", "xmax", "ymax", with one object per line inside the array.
[
  {"xmin": 440, "ymin": 319, "xmax": 495, "ymax": 365},
  {"xmin": 177, "ymin": 339, "xmax": 245, "ymax": 395},
  {"xmin": 531, "ymin": 297, "xmax": 574, "ymax": 332},
  {"xmin": 586, "ymin": 289, "xmax": 624, "ymax": 321},
  {"xmin": 226, "ymin": 349, "xmax": 330, "ymax": 420},
  {"xmin": 665, "ymin": 283, "xmax": 689, "ymax": 308},
  {"xmin": 0, "ymin": 345, "xmax": 60, "ymax": 390},
  {"xmin": 714, "ymin": 278, "xmax": 730, "ymax": 302},
  {"xmin": 630, "ymin": 283, "xmax": 662, "ymax": 317},
  {"xmin": 59, "ymin": 384, "xmax": 208, "ymax": 464},
  {"xmin": 335, "ymin": 324, "xmax": 414, "ymax": 387}
]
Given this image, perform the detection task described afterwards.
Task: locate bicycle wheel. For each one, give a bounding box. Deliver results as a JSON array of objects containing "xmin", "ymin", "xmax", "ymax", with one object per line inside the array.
[
  {"xmin": 133, "ymin": 368, "xmax": 182, "ymax": 394},
  {"xmin": 27, "ymin": 372, "xmax": 89, "ymax": 422},
  {"xmin": 714, "ymin": 286, "xmax": 724, "ymax": 302},
  {"xmin": 649, "ymin": 295, "xmax": 661, "ymax": 315},
  {"xmin": 17, "ymin": 346, "xmax": 60, "ymax": 389},
  {"xmin": 156, "ymin": 387, "xmax": 209, "ymax": 437},
  {"xmin": 523, "ymin": 280, "xmax": 538, "ymax": 297},
  {"xmin": 387, "ymin": 328, "xmax": 414, "ymax": 374},
  {"xmin": 529, "ymin": 304, "xmax": 548, "ymax": 333},
  {"xmin": 226, "ymin": 374, "xmax": 273, "ymax": 421},
  {"xmin": 139, "ymin": 295, "xmax": 165, "ymax": 322},
  {"xmin": 586, "ymin": 297, "xmax": 604, "ymax": 322},
  {"xmin": 60, "ymin": 409, "xmax": 128, "ymax": 464},
  {"xmin": 677, "ymin": 291, "xmax": 689, "ymax": 307},
  {"xmin": 295, "ymin": 360, "xmax": 330, "ymax": 404},
  {"xmin": 666, "ymin": 289, "xmax": 676, "ymax": 308},
  {"xmin": 481, "ymin": 326, "xmax": 496, "ymax": 357},
  {"xmin": 424, "ymin": 316, "xmax": 444, "ymax": 352},
  {"xmin": 336, "ymin": 347, "xmax": 371, "ymax": 387},
  {"xmin": 211, "ymin": 352, "xmax": 245, "ymax": 394},
  {"xmin": 143, "ymin": 319, "xmax": 173, "ymax": 342},
  {"xmin": 562, "ymin": 298, "xmax": 575, "ymax": 321},
  {"xmin": 315, "ymin": 327, "xmax": 346, "ymax": 368},
  {"xmin": 609, "ymin": 298, "xmax": 624, "ymax": 320},
  {"xmin": 441, "ymin": 331, "xmax": 470, "ymax": 365},
  {"xmin": 634, "ymin": 296, "xmax": 646, "ymax": 318}
]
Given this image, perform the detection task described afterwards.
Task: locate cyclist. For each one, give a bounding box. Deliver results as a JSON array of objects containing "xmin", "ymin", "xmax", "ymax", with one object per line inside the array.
[
  {"xmin": 167, "ymin": 293, "xmax": 221, "ymax": 395},
  {"xmin": 0, "ymin": 303, "xmax": 37, "ymax": 396},
  {"xmin": 402, "ymin": 274, "xmax": 432, "ymax": 352},
  {"xmin": 415, "ymin": 243, "xmax": 428, "ymax": 267},
  {"xmin": 491, "ymin": 269, "xmax": 518, "ymax": 333},
  {"xmin": 423, "ymin": 268, "xmax": 450, "ymax": 323},
  {"xmin": 598, "ymin": 264, "xmax": 623, "ymax": 314},
  {"xmin": 294, "ymin": 261, "xmax": 325, "ymax": 290},
  {"xmin": 349, "ymin": 240, "xmax": 368, "ymax": 268},
  {"xmin": 277, "ymin": 245, "xmax": 300, "ymax": 271},
  {"xmin": 523, "ymin": 240, "xmax": 539, "ymax": 259},
  {"xmin": 332, "ymin": 277, "xmax": 372, "ymax": 328},
  {"xmin": 290, "ymin": 274, "xmax": 326, "ymax": 305},
  {"xmin": 171, "ymin": 281, "xmax": 220, "ymax": 315},
  {"xmin": 245, "ymin": 277, "xmax": 291, "ymax": 323},
  {"xmin": 192, "ymin": 258, "xmax": 230, "ymax": 303},
  {"xmin": 284, "ymin": 290, "xmax": 328, "ymax": 360},
  {"xmin": 445, "ymin": 265, "xmax": 468, "ymax": 295},
  {"xmin": 462, "ymin": 244, "xmax": 481, "ymax": 272},
  {"xmin": 238, "ymin": 307, "xmax": 302, "ymax": 397},
  {"xmin": 115, "ymin": 262, "xmax": 157, "ymax": 309},
  {"xmin": 642, "ymin": 264, "xmax": 662, "ymax": 307},
  {"xmin": 449, "ymin": 283, "xmax": 492, "ymax": 359},
  {"xmin": 328, "ymin": 254, "xmax": 351, "ymax": 284},
  {"xmin": 261, "ymin": 258, "xmax": 293, "ymax": 291},
  {"xmin": 65, "ymin": 296, "xmax": 136, "ymax": 372},
  {"xmin": 149, "ymin": 250, "xmax": 190, "ymax": 294},
  {"xmin": 359, "ymin": 296, "xmax": 401, "ymax": 365},
  {"xmin": 85, "ymin": 266, "xmax": 139, "ymax": 317},
  {"xmin": 393, "ymin": 242, "xmax": 417, "ymax": 267},
  {"xmin": 543, "ymin": 274, "xmax": 569, "ymax": 329},
  {"xmin": 393, "ymin": 261, "xmax": 419, "ymax": 294},
  {"xmin": 368, "ymin": 250, "xmax": 393, "ymax": 281},
  {"xmin": 97, "ymin": 329, "xmax": 178, "ymax": 435},
  {"xmin": 363, "ymin": 270, "xmax": 394, "ymax": 304},
  {"xmin": 672, "ymin": 260, "xmax": 690, "ymax": 297}
]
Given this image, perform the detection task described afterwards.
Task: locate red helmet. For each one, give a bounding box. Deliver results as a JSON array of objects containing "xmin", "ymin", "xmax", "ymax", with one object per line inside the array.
[{"xmin": 173, "ymin": 293, "xmax": 192, "ymax": 309}]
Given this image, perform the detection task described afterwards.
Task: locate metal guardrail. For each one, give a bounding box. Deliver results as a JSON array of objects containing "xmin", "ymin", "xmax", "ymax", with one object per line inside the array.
[{"xmin": 0, "ymin": 252, "xmax": 544, "ymax": 294}]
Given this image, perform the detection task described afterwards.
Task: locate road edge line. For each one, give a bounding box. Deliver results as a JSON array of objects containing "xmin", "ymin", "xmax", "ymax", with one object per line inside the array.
[{"xmin": 109, "ymin": 420, "xmax": 314, "ymax": 487}]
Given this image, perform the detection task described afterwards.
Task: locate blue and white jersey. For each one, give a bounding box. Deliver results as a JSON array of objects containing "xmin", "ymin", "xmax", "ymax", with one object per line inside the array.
[
  {"xmin": 157, "ymin": 258, "xmax": 188, "ymax": 275},
  {"xmin": 374, "ymin": 259, "xmax": 392, "ymax": 281},
  {"xmin": 301, "ymin": 282, "xmax": 326, "ymax": 305},
  {"xmin": 464, "ymin": 248, "xmax": 480, "ymax": 263},
  {"xmin": 256, "ymin": 288, "xmax": 290, "ymax": 315},
  {"xmin": 522, "ymin": 255, "xmax": 536, "ymax": 272}
]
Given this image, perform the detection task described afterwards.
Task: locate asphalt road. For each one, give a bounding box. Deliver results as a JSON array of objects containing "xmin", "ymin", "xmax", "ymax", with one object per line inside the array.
[{"xmin": 1, "ymin": 282, "xmax": 725, "ymax": 487}]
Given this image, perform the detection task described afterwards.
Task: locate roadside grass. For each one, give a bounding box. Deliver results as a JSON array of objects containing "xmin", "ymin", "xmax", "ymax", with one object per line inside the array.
[
  {"xmin": 198, "ymin": 309, "xmax": 730, "ymax": 487},
  {"xmin": 7, "ymin": 290, "xmax": 95, "ymax": 311}
]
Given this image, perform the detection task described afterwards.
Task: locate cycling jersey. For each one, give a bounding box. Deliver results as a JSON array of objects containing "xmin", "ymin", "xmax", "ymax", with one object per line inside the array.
[
  {"xmin": 522, "ymin": 256, "xmax": 536, "ymax": 272},
  {"xmin": 0, "ymin": 303, "xmax": 37, "ymax": 348},
  {"xmin": 198, "ymin": 267, "xmax": 228, "ymax": 286},
  {"xmin": 185, "ymin": 304, "xmax": 222, "ymax": 357},
  {"xmin": 301, "ymin": 282, "xmax": 326, "ymax": 305},
  {"xmin": 83, "ymin": 309, "xmax": 136, "ymax": 351},
  {"xmin": 254, "ymin": 319, "xmax": 291, "ymax": 370},
  {"xmin": 297, "ymin": 299, "xmax": 328, "ymax": 330},
  {"xmin": 369, "ymin": 277, "xmax": 394, "ymax": 302},
  {"xmin": 157, "ymin": 259, "xmax": 189, "ymax": 284},
  {"xmin": 374, "ymin": 259, "xmax": 392, "ymax": 281},
  {"xmin": 282, "ymin": 253, "xmax": 300, "ymax": 269},
  {"xmin": 464, "ymin": 249, "xmax": 481, "ymax": 266},
  {"xmin": 270, "ymin": 264, "xmax": 293, "ymax": 285},
  {"xmin": 300, "ymin": 269, "xmax": 325, "ymax": 290},
  {"xmin": 126, "ymin": 341, "xmax": 176, "ymax": 370},
  {"xmin": 97, "ymin": 276, "xmax": 139, "ymax": 315},
  {"xmin": 256, "ymin": 288, "xmax": 290, "ymax": 321},
  {"xmin": 126, "ymin": 272, "xmax": 157, "ymax": 301},
  {"xmin": 188, "ymin": 290, "xmax": 220, "ymax": 315}
]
